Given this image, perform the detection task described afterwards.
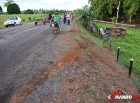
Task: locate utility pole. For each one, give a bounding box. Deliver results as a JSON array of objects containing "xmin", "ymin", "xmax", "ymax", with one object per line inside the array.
[{"xmin": 116, "ymin": 1, "xmax": 120, "ymax": 27}]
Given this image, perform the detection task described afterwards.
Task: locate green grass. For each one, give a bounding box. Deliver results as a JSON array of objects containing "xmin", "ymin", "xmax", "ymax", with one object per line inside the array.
[
  {"xmin": 90, "ymin": 86, "xmax": 97, "ymax": 95},
  {"xmin": 95, "ymin": 22, "xmax": 115, "ymax": 29},
  {"xmin": 0, "ymin": 14, "xmax": 45, "ymax": 29},
  {"xmin": 89, "ymin": 86, "xmax": 100, "ymax": 100},
  {"xmin": 96, "ymin": 22, "xmax": 140, "ymax": 78}
]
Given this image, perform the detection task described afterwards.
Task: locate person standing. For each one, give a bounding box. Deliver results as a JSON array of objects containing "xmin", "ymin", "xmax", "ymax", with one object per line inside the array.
[
  {"xmin": 71, "ymin": 12, "xmax": 75, "ymax": 22},
  {"xmin": 63, "ymin": 11, "xmax": 67, "ymax": 24},
  {"xmin": 48, "ymin": 13, "xmax": 52, "ymax": 28},
  {"xmin": 67, "ymin": 12, "xmax": 70, "ymax": 25}
]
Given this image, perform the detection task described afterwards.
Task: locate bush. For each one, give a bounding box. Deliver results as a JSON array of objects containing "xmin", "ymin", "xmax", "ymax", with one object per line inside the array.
[
  {"xmin": 28, "ymin": 17, "xmax": 32, "ymax": 21},
  {"xmin": 25, "ymin": 9, "xmax": 34, "ymax": 14},
  {"xmin": 22, "ymin": 19, "xmax": 25, "ymax": 22}
]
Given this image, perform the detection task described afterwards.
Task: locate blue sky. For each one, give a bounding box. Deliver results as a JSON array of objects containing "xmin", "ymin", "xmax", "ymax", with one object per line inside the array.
[{"xmin": 0, "ymin": 0, "xmax": 88, "ymax": 12}]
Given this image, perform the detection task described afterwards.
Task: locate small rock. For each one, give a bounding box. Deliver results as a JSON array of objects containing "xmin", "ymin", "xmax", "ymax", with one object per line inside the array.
[
  {"xmin": 75, "ymin": 85, "xmax": 78, "ymax": 90},
  {"xmin": 49, "ymin": 61, "xmax": 53, "ymax": 63}
]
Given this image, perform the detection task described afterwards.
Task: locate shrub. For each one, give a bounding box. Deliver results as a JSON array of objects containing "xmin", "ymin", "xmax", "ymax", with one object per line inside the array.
[
  {"xmin": 28, "ymin": 17, "xmax": 32, "ymax": 21},
  {"xmin": 22, "ymin": 19, "xmax": 25, "ymax": 22}
]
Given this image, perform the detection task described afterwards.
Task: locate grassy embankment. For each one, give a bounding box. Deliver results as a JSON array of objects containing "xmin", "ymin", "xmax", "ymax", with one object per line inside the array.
[
  {"xmin": 95, "ymin": 22, "xmax": 140, "ymax": 78},
  {"xmin": 0, "ymin": 14, "xmax": 45, "ymax": 29}
]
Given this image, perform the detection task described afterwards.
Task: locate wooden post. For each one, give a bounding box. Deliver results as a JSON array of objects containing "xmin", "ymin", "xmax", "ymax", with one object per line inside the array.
[
  {"xmin": 117, "ymin": 47, "xmax": 120, "ymax": 61},
  {"xmin": 128, "ymin": 59, "xmax": 134, "ymax": 77},
  {"xmin": 98, "ymin": 28, "xmax": 100, "ymax": 36},
  {"xmin": 110, "ymin": 39, "xmax": 112, "ymax": 47},
  {"xmin": 97, "ymin": 26, "xmax": 98, "ymax": 32},
  {"xmin": 116, "ymin": 1, "xmax": 120, "ymax": 27}
]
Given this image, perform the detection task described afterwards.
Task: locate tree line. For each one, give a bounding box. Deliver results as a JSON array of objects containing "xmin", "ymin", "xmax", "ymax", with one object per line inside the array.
[
  {"xmin": 89, "ymin": 0, "xmax": 140, "ymax": 23},
  {"xmin": 75, "ymin": 0, "xmax": 140, "ymax": 24},
  {"xmin": 0, "ymin": 0, "xmax": 68, "ymax": 14},
  {"xmin": 21, "ymin": 9, "xmax": 68, "ymax": 15}
]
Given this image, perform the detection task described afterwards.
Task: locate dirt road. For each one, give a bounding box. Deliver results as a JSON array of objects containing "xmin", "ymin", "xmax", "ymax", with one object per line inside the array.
[{"xmin": 0, "ymin": 21, "xmax": 72, "ymax": 103}]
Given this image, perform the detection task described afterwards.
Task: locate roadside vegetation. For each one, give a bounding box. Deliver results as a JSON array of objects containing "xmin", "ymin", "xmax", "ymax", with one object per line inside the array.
[
  {"xmin": 75, "ymin": 0, "xmax": 140, "ymax": 81},
  {"xmin": 96, "ymin": 22, "xmax": 140, "ymax": 78},
  {"xmin": 88, "ymin": 0, "xmax": 140, "ymax": 24}
]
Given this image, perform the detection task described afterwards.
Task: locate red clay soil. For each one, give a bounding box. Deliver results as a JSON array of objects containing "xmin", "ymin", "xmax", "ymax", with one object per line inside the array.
[{"xmin": 10, "ymin": 43, "xmax": 86, "ymax": 103}]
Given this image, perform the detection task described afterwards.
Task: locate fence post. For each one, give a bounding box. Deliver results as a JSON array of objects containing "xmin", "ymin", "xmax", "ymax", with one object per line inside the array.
[
  {"xmin": 117, "ymin": 47, "xmax": 120, "ymax": 61},
  {"xmin": 90, "ymin": 26, "xmax": 93, "ymax": 33},
  {"xmin": 98, "ymin": 28, "xmax": 100, "ymax": 36},
  {"xmin": 110, "ymin": 39, "xmax": 112, "ymax": 47},
  {"xmin": 128, "ymin": 59, "xmax": 134, "ymax": 77},
  {"xmin": 97, "ymin": 26, "xmax": 98, "ymax": 32}
]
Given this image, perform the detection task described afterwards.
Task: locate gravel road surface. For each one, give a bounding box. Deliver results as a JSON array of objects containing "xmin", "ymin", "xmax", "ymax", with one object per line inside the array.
[{"xmin": 0, "ymin": 21, "xmax": 71, "ymax": 103}]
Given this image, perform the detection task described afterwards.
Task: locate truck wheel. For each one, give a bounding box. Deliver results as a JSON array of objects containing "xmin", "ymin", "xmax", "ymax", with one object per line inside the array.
[{"xmin": 14, "ymin": 22, "xmax": 16, "ymax": 26}]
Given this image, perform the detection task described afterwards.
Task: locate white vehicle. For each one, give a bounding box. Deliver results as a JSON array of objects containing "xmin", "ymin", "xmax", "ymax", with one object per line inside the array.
[{"xmin": 4, "ymin": 16, "xmax": 22, "ymax": 27}]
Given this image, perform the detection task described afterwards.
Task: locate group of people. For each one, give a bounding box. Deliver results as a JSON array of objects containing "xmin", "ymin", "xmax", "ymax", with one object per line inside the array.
[
  {"xmin": 63, "ymin": 11, "xmax": 75, "ymax": 25},
  {"xmin": 47, "ymin": 10, "xmax": 75, "ymax": 32}
]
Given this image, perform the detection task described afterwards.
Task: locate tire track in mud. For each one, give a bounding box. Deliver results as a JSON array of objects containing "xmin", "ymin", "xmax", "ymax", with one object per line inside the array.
[{"xmin": 9, "ymin": 43, "xmax": 86, "ymax": 103}]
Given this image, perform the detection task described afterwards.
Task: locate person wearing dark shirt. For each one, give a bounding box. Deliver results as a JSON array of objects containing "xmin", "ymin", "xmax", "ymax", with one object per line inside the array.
[
  {"xmin": 63, "ymin": 11, "xmax": 67, "ymax": 24},
  {"xmin": 48, "ymin": 13, "xmax": 52, "ymax": 28}
]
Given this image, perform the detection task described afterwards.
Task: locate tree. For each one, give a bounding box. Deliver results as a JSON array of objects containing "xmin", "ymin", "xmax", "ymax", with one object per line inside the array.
[
  {"xmin": 7, "ymin": 3, "xmax": 20, "ymax": 14},
  {"xmin": 75, "ymin": 5, "xmax": 95, "ymax": 29},
  {"xmin": 0, "ymin": 5, "xmax": 3, "ymax": 13},
  {"xmin": 135, "ymin": 7, "xmax": 140, "ymax": 23},
  {"xmin": 3, "ymin": 0, "xmax": 14, "ymax": 8},
  {"xmin": 88, "ymin": 0, "xmax": 124, "ymax": 21},
  {"xmin": 0, "ymin": 5, "xmax": 2, "ymax": 11},
  {"xmin": 123, "ymin": 0, "xmax": 140, "ymax": 23},
  {"xmin": 25, "ymin": 9, "xmax": 34, "ymax": 14},
  {"xmin": 88, "ymin": 0, "xmax": 140, "ymax": 23}
]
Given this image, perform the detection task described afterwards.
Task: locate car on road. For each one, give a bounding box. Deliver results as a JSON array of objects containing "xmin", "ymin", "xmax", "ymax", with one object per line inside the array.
[{"xmin": 4, "ymin": 16, "xmax": 22, "ymax": 27}]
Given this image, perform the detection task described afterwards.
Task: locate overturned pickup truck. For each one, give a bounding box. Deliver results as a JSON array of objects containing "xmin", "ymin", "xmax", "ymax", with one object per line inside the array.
[
  {"xmin": 100, "ymin": 27, "xmax": 126, "ymax": 37},
  {"xmin": 105, "ymin": 27, "xmax": 126, "ymax": 37}
]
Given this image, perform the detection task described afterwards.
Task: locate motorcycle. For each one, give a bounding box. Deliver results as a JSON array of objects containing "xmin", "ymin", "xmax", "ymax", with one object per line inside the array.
[{"xmin": 51, "ymin": 20, "xmax": 60, "ymax": 34}]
